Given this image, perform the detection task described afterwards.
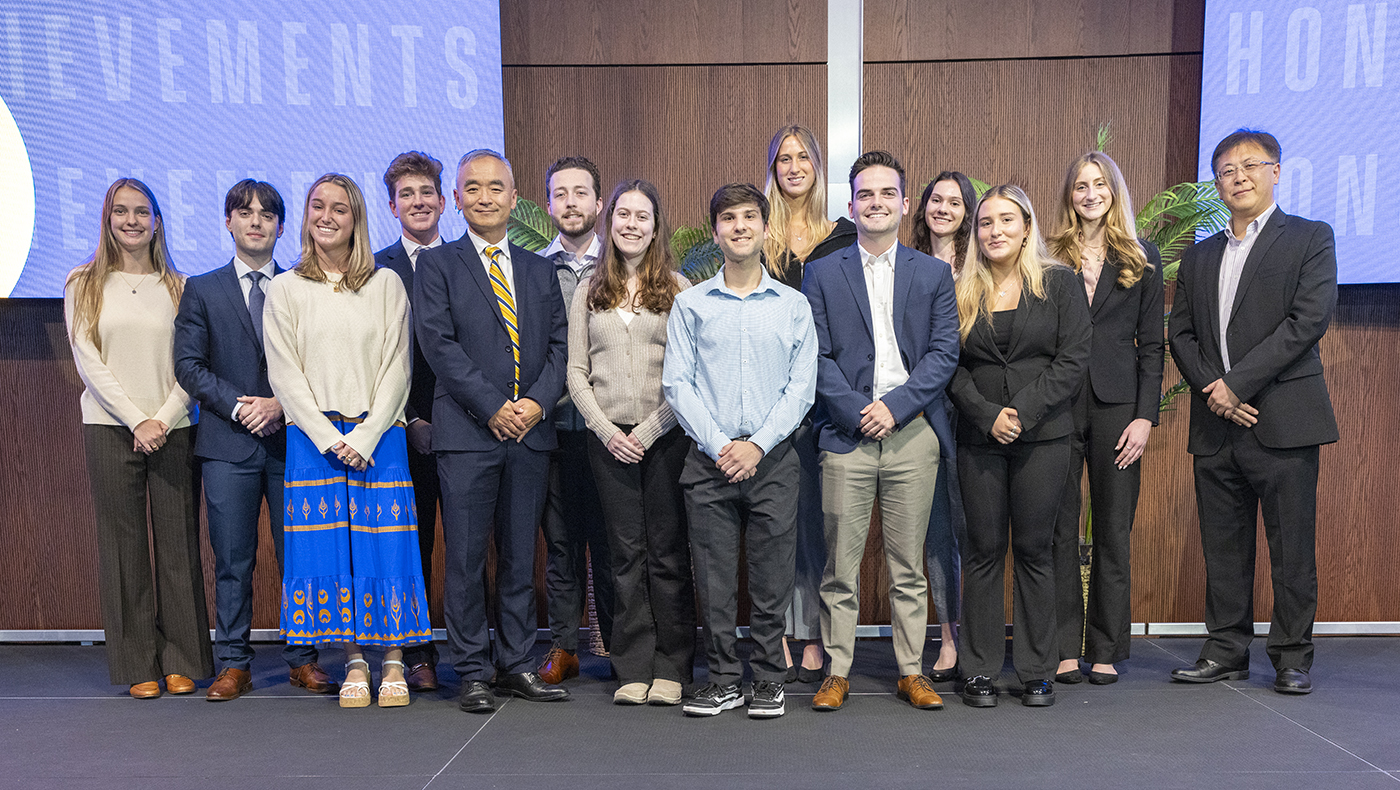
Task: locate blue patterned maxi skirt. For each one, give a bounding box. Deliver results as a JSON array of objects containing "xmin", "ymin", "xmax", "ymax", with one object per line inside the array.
[{"xmin": 280, "ymin": 413, "xmax": 432, "ymax": 646}]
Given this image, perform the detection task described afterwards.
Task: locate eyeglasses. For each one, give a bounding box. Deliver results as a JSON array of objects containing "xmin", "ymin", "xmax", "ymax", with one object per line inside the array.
[{"xmin": 1214, "ymin": 160, "xmax": 1276, "ymax": 182}]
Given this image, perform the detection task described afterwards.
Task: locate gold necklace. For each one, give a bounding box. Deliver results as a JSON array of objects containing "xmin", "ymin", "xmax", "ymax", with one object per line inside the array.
[{"xmin": 115, "ymin": 270, "xmax": 150, "ymax": 294}]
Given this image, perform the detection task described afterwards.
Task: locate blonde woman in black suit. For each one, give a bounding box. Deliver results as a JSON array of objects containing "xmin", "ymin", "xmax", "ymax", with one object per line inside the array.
[
  {"xmin": 949, "ymin": 185, "xmax": 1091, "ymax": 709},
  {"xmin": 1047, "ymin": 153, "xmax": 1164, "ymax": 686}
]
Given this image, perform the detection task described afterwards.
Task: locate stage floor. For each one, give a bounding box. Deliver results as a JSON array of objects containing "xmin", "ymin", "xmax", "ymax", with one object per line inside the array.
[{"xmin": 2, "ymin": 636, "xmax": 1397, "ymax": 789}]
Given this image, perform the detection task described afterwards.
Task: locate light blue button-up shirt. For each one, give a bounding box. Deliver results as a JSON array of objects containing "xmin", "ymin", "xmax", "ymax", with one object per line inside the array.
[{"xmin": 663, "ymin": 265, "xmax": 818, "ymax": 460}]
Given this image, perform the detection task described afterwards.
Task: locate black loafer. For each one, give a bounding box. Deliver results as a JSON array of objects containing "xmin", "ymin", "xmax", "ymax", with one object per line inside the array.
[
  {"xmin": 458, "ymin": 680, "xmax": 495, "ymax": 713},
  {"xmin": 960, "ymin": 675, "xmax": 998, "ymax": 708},
  {"xmin": 784, "ymin": 665, "xmax": 799, "ymax": 683},
  {"xmin": 1021, "ymin": 679, "xmax": 1056, "ymax": 707},
  {"xmin": 1087, "ymin": 669, "xmax": 1119, "ymax": 685},
  {"xmin": 494, "ymin": 671, "xmax": 570, "ymax": 701},
  {"xmin": 927, "ymin": 662, "xmax": 959, "ymax": 683},
  {"xmin": 1274, "ymin": 668, "xmax": 1312, "ymax": 695},
  {"xmin": 796, "ymin": 665, "xmax": 823, "ymax": 684},
  {"xmin": 1171, "ymin": 659, "xmax": 1249, "ymax": 683},
  {"xmin": 1055, "ymin": 667, "xmax": 1084, "ymax": 684}
]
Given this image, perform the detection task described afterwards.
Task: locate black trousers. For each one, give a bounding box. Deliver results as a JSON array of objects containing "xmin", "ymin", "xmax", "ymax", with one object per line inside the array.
[
  {"xmin": 587, "ymin": 426, "xmax": 694, "ymax": 685},
  {"xmin": 403, "ymin": 443, "xmax": 441, "ymax": 667},
  {"xmin": 1194, "ymin": 424, "xmax": 1319, "ymax": 671},
  {"xmin": 681, "ymin": 437, "xmax": 798, "ymax": 687},
  {"xmin": 83, "ymin": 425, "xmax": 213, "ymax": 685},
  {"xmin": 959, "ymin": 437, "xmax": 1069, "ymax": 685},
  {"xmin": 438, "ymin": 442, "xmax": 550, "ymax": 681},
  {"xmin": 543, "ymin": 428, "xmax": 613, "ymax": 652},
  {"xmin": 1053, "ymin": 391, "xmax": 1141, "ymax": 665}
]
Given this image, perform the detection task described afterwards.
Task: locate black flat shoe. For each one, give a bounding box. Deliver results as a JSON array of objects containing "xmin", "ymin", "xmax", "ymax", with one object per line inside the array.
[
  {"xmin": 1274, "ymin": 668, "xmax": 1312, "ymax": 695},
  {"xmin": 796, "ymin": 665, "xmax": 823, "ymax": 684},
  {"xmin": 1055, "ymin": 667, "xmax": 1084, "ymax": 684},
  {"xmin": 960, "ymin": 675, "xmax": 998, "ymax": 708},
  {"xmin": 784, "ymin": 664, "xmax": 799, "ymax": 684},
  {"xmin": 927, "ymin": 662, "xmax": 959, "ymax": 683},
  {"xmin": 1087, "ymin": 669, "xmax": 1119, "ymax": 685},
  {"xmin": 1021, "ymin": 679, "xmax": 1056, "ymax": 707},
  {"xmin": 1171, "ymin": 659, "xmax": 1249, "ymax": 683},
  {"xmin": 493, "ymin": 671, "xmax": 570, "ymax": 701}
]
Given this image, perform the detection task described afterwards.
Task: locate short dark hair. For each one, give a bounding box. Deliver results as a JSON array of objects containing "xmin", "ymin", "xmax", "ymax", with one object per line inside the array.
[
  {"xmin": 383, "ymin": 151, "xmax": 444, "ymax": 201},
  {"xmin": 849, "ymin": 150, "xmax": 906, "ymax": 195},
  {"xmin": 1211, "ymin": 129, "xmax": 1282, "ymax": 173},
  {"xmin": 545, "ymin": 156, "xmax": 601, "ymax": 199},
  {"xmin": 224, "ymin": 179, "xmax": 285, "ymax": 224},
  {"xmin": 709, "ymin": 183, "xmax": 770, "ymax": 230}
]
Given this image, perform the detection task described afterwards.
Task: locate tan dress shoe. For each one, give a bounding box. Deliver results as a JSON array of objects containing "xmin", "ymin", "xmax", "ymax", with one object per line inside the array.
[
  {"xmin": 811, "ymin": 675, "xmax": 849, "ymax": 710},
  {"xmin": 164, "ymin": 674, "xmax": 197, "ymax": 695},
  {"xmin": 206, "ymin": 668, "xmax": 253, "ymax": 701},
  {"xmin": 289, "ymin": 662, "xmax": 339, "ymax": 694},
  {"xmin": 897, "ymin": 674, "xmax": 944, "ymax": 709},
  {"xmin": 129, "ymin": 681, "xmax": 161, "ymax": 699},
  {"xmin": 537, "ymin": 647, "xmax": 579, "ymax": 685}
]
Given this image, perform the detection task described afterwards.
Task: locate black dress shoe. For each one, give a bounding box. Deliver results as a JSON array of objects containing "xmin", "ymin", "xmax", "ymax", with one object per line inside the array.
[
  {"xmin": 458, "ymin": 680, "xmax": 495, "ymax": 713},
  {"xmin": 927, "ymin": 662, "xmax": 959, "ymax": 683},
  {"xmin": 494, "ymin": 671, "xmax": 570, "ymax": 701},
  {"xmin": 1087, "ymin": 669, "xmax": 1119, "ymax": 685},
  {"xmin": 1021, "ymin": 679, "xmax": 1056, "ymax": 707},
  {"xmin": 1171, "ymin": 658, "xmax": 1249, "ymax": 683},
  {"xmin": 1274, "ymin": 668, "xmax": 1312, "ymax": 695},
  {"xmin": 960, "ymin": 675, "xmax": 998, "ymax": 708},
  {"xmin": 1055, "ymin": 667, "xmax": 1084, "ymax": 684}
]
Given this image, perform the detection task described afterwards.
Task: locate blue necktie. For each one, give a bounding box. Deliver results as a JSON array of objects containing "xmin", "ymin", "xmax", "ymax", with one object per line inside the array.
[{"xmin": 246, "ymin": 270, "xmax": 266, "ymax": 345}]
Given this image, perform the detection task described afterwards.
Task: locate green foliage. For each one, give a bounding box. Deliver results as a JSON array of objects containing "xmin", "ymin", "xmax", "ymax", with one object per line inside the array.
[
  {"xmin": 669, "ymin": 225, "xmax": 711, "ymax": 265},
  {"xmin": 681, "ymin": 240, "xmax": 724, "ymax": 284},
  {"xmin": 968, "ymin": 176, "xmax": 992, "ymax": 198},
  {"xmin": 1095, "ymin": 122, "xmax": 1113, "ymax": 153},
  {"xmin": 506, "ymin": 198, "xmax": 557, "ymax": 252},
  {"xmin": 1158, "ymin": 378, "xmax": 1192, "ymax": 412},
  {"xmin": 1135, "ymin": 181, "xmax": 1229, "ymax": 282}
]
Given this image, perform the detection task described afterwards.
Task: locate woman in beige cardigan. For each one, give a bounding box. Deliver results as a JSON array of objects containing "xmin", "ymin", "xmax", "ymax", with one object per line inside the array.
[{"xmin": 567, "ymin": 179, "xmax": 694, "ymax": 706}]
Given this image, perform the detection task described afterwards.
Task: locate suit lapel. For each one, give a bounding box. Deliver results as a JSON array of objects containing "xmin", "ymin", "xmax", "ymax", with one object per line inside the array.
[
  {"xmin": 1006, "ymin": 291, "xmax": 1031, "ymax": 358},
  {"xmin": 838, "ymin": 246, "xmax": 874, "ymax": 342},
  {"xmin": 1229, "ymin": 209, "xmax": 1287, "ymax": 321},
  {"xmin": 216, "ymin": 261, "xmax": 261, "ymax": 347},
  {"xmin": 1197, "ymin": 232, "xmax": 1227, "ymax": 358},
  {"xmin": 1088, "ymin": 261, "xmax": 1114, "ymax": 317},
  {"xmin": 892, "ymin": 245, "xmax": 914, "ymax": 345},
  {"xmin": 460, "ymin": 237, "xmax": 511, "ymax": 334},
  {"xmin": 385, "ymin": 240, "xmax": 413, "ymax": 298}
]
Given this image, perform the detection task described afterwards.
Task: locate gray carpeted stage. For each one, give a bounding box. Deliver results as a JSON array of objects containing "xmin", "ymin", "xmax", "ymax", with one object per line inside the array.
[{"xmin": 2, "ymin": 636, "xmax": 1397, "ymax": 789}]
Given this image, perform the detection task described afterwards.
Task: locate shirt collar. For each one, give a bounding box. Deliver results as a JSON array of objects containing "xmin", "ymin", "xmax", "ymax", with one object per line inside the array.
[
  {"xmin": 401, "ymin": 233, "xmax": 442, "ymax": 260},
  {"xmin": 704, "ymin": 262, "xmax": 781, "ymax": 299},
  {"xmin": 467, "ymin": 228, "xmax": 511, "ymax": 263},
  {"xmin": 233, "ymin": 255, "xmax": 275, "ymax": 279},
  {"xmin": 858, "ymin": 239, "xmax": 898, "ymax": 269},
  {"xmin": 541, "ymin": 232, "xmax": 602, "ymax": 267},
  {"xmin": 1229, "ymin": 203, "xmax": 1278, "ymax": 245}
]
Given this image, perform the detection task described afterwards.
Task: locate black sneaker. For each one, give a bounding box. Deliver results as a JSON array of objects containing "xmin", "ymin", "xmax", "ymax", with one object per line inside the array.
[
  {"xmin": 748, "ymin": 680, "xmax": 785, "ymax": 718},
  {"xmin": 683, "ymin": 682, "xmax": 744, "ymax": 717}
]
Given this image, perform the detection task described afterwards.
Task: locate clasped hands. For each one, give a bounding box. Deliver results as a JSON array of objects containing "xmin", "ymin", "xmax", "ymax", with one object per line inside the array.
[
  {"xmin": 992, "ymin": 407, "xmax": 1022, "ymax": 444},
  {"xmin": 488, "ymin": 398, "xmax": 543, "ymax": 442},
  {"xmin": 236, "ymin": 395, "xmax": 283, "ymax": 437},
  {"xmin": 717, "ymin": 440, "xmax": 763, "ymax": 484},
  {"xmin": 1203, "ymin": 379, "xmax": 1258, "ymax": 428}
]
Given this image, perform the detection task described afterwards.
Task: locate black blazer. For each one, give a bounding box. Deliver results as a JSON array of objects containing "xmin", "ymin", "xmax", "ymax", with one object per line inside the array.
[
  {"xmin": 1080, "ymin": 240, "xmax": 1165, "ymax": 423},
  {"xmin": 375, "ymin": 239, "xmax": 435, "ymax": 424},
  {"xmin": 776, "ymin": 217, "xmax": 858, "ymax": 290},
  {"xmin": 1168, "ymin": 208, "xmax": 1339, "ymax": 453},
  {"xmin": 413, "ymin": 234, "xmax": 568, "ymax": 453},
  {"xmin": 948, "ymin": 264, "xmax": 1093, "ymax": 445},
  {"xmin": 173, "ymin": 261, "xmax": 284, "ymax": 463}
]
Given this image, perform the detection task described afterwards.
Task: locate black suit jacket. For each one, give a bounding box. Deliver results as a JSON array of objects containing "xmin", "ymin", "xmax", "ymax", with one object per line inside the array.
[
  {"xmin": 948, "ymin": 265, "xmax": 1093, "ymax": 445},
  {"xmin": 413, "ymin": 234, "xmax": 568, "ymax": 453},
  {"xmin": 1080, "ymin": 240, "xmax": 1165, "ymax": 423},
  {"xmin": 375, "ymin": 239, "xmax": 435, "ymax": 424},
  {"xmin": 173, "ymin": 261, "xmax": 285, "ymax": 463},
  {"xmin": 1168, "ymin": 208, "xmax": 1339, "ymax": 453}
]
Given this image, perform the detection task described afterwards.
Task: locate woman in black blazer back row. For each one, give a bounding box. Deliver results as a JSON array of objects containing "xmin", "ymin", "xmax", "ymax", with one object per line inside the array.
[
  {"xmin": 949, "ymin": 185, "xmax": 1091, "ymax": 709},
  {"xmin": 1048, "ymin": 153, "xmax": 1165, "ymax": 686}
]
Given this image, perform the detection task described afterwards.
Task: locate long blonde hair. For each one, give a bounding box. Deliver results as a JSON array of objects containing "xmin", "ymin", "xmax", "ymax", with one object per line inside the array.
[
  {"xmin": 1047, "ymin": 151, "xmax": 1148, "ymax": 289},
  {"xmin": 294, "ymin": 173, "xmax": 375, "ymax": 293},
  {"xmin": 762, "ymin": 125, "xmax": 835, "ymax": 276},
  {"xmin": 956, "ymin": 185, "xmax": 1064, "ymax": 341},
  {"xmin": 65, "ymin": 178, "xmax": 183, "ymax": 351}
]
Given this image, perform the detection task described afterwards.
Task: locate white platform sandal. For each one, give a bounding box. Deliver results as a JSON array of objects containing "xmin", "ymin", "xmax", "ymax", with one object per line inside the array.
[
  {"xmin": 340, "ymin": 658, "xmax": 372, "ymax": 708},
  {"xmin": 378, "ymin": 659, "xmax": 410, "ymax": 708}
]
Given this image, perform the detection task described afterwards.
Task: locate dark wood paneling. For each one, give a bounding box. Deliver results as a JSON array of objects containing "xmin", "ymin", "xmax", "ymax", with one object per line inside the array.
[{"xmin": 503, "ymin": 0, "xmax": 824, "ymax": 65}]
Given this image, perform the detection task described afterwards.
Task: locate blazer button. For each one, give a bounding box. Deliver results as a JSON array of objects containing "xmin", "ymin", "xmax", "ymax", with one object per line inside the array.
[
  {"xmin": 867, "ymin": 354, "xmax": 874, "ymax": 361},
  {"xmin": 863, "ymin": 386, "xmax": 871, "ymax": 393}
]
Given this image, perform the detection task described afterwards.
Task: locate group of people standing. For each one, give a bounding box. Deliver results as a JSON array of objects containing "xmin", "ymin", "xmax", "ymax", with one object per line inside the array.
[{"xmin": 63, "ymin": 123, "xmax": 1337, "ymax": 715}]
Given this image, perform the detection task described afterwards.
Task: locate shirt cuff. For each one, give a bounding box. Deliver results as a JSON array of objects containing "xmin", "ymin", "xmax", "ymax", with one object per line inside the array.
[{"xmin": 231, "ymin": 402, "xmax": 242, "ymax": 421}]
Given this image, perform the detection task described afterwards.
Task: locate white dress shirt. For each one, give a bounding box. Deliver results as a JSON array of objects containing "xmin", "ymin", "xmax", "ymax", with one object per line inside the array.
[
  {"xmin": 858, "ymin": 241, "xmax": 909, "ymax": 399},
  {"xmin": 542, "ymin": 233, "xmax": 602, "ymax": 279},
  {"xmin": 1217, "ymin": 202, "xmax": 1277, "ymax": 371},
  {"xmin": 401, "ymin": 234, "xmax": 442, "ymax": 270},
  {"xmin": 232, "ymin": 256, "xmax": 276, "ymax": 420},
  {"xmin": 468, "ymin": 228, "xmax": 514, "ymax": 294}
]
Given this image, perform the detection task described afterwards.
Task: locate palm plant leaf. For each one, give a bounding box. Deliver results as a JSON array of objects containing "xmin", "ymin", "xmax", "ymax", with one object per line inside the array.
[
  {"xmin": 1135, "ymin": 181, "xmax": 1228, "ymax": 281},
  {"xmin": 507, "ymin": 198, "xmax": 557, "ymax": 252},
  {"xmin": 680, "ymin": 240, "xmax": 724, "ymax": 284},
  {"xmin": 670, "ymin": 225, "xmax": 711, "ymax": 265},
  {"xmin": 968, "ymin": 176, "xmax": 992, "ymax": 198},
  {"xmin": 1095, "ymin": 122, "xmax": 1113, "ymax": 153},
  {"xmin": 1159, "ymin": 377, "xmax": 1191, "ymax": 412}
]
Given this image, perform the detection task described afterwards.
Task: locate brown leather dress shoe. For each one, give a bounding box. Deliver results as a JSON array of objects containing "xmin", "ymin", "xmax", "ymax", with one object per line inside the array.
[
  {"xmin": 537, "ymin": 647, "xmax": 579, "ymax": 685},
  {"xmin": 289, "ymin": 662, "xmax": 339, "ymax": 694},
  {"xmin": 405, "ymin": 661, "xmax": 439, "ymax": 692},
  {"xmin": 129, "ymin": 681, "xmax": 161, "ymax": 699},
  {"xmin": 164, "ymin": 674, "xmax": 197, "ymax": 695},
  {"xmin": 811, "ymin": 675, "xmax": 849, "ymax": 711},
  {"xmin": 897, "ymin": 674, "xmax": 944, "ymax": 710},
  {"xmin": 206, "ymin": 668, "xmax": 253, "ymax": 701}
]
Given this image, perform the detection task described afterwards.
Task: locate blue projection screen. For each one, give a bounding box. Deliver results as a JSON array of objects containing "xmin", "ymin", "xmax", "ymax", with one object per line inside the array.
[
  {"xmin": 0, "ymin": 2, "xmax": 502, "ymax": 297},
  {"xmin": 1200, "ymin": 1, "xmax": 1397, "ymax": 284}
]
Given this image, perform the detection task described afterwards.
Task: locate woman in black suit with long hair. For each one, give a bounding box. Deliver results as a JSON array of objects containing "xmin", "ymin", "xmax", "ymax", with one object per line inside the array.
[
  {"xmin": 949, "ymin": 185, "xmax": 1091, "ymax": 709},
  {"xmin": 1047, "ymin": 152, "xmax": 1164, "ymax": 685}
]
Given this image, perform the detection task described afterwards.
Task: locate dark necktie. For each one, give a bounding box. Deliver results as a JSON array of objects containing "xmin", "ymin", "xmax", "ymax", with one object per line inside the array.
[{"xmin": 246, "ymin": 270, "xmax": 266, "ymax": 345}]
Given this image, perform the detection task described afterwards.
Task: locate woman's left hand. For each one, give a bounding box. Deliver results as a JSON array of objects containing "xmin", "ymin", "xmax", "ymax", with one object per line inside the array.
[
  {"xmin": 1113, "ymin": 418, "xmax": 1153, "ymax": 469},
  {"xmin": 331, "ymin": 441, "xmax": 370, "ymax": 472},
  {"xmin": 132, "ymin": 419, "xmax": 169, "ymax": 454}
]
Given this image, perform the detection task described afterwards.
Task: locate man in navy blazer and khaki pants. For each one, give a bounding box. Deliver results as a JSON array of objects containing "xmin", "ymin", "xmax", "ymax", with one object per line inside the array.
[
  {"xmin": 174, "ymin": 180, "xmax": 334, "ymax": 700},
  {"xmin": 1168, "ymin": 129, "xmax": 1338, "ymax": 695},
  {"xmin": 414, "ymin": 149, "xmax": 571, "ymax": 713},
  {"xmin": 802, "ymin": 152, "xmax": 960, "ymax": 711}
]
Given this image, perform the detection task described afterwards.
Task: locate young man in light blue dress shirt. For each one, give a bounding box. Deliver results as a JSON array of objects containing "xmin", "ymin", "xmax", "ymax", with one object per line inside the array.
[{"xmin": 663, "ymin": 183, "xmax": 818, "ymax": 719}]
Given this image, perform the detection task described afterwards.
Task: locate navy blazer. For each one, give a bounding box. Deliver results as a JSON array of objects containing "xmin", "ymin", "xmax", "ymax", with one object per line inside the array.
[
  {"xmin": 375, "ymin": 238, "xmax": 436, "ymax": 424},
  {"xmin": 173, "ymin": 260, "xmax": 285, "ymax": 463},
  {"xmin": 1080, "ymin": 240, "xmax": 1165, "ymax": 423},
  {"xmin": 1168, "ymin": 208, "xmax": 1339, "ymax": 453},
  {"xmin": 413, "ymin": 233, "xmax": 568, "ymax": 453},
  {"xmin": 802, "ymin": 241, "xmax": 960, "ymax": 457}
]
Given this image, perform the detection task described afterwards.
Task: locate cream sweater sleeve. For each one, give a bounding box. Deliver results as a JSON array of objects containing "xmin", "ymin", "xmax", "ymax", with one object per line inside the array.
[
  {"xmin": 629, "ymin": 274, "xmax": 689, "ymax": 448},
  {"xmin": 566, "ymin": 281, "xmax": 623, "ymax": 446},
  {"xmin": 65, "ymin": 286, "xmax": 150, "ymax": 429},
  {"xmin": 340, "ymin": 273, "xmax": 411, "ymax": 461},
  {"xmin": 264, "ymin": 276, "xmax": 343, "ymax": 453}
]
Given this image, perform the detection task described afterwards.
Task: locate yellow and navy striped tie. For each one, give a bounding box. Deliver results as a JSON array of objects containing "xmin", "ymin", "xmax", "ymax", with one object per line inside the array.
[{"xmin": 485, "ymin": 246, "xmax": 519, "ymax": 399}]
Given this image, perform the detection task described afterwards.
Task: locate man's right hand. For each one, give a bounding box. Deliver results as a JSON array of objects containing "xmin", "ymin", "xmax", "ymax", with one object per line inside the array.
[
  {"xmin": 407, "ymin": 420, "xmax": 433, "ymax": 454},
  {"xmin": 488, "ymin": 401, "xmax": 529, "ymax": 441},
  {"xmin": 236, "ymin": 396, "xmax": 283, "ymax": 437}
]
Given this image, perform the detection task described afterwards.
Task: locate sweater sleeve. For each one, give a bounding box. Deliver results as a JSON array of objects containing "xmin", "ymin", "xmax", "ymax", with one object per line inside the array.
[
  {"xmin": 341, "ymin": 273, "xmax": 412, "ymax": 461},
  {"xmin": 64, "ymin": 273, "xmax": 159, "ymax": 429},
  {"xmin": 627, "ymin": 274, "xmax": 690, "ymax": 448},
  {"xmin": 264, "ymin": 278, "xmax": 344, "ymax": 453},
  {"xmin": 565, "ymin": 281, "xmax": 623, "ymax": 446}
]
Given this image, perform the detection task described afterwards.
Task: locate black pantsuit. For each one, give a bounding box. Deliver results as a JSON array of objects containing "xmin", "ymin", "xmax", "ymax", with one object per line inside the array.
[
  {"xmin": 682, "ymin": 438, "xmax": 798, "ymax": 687},
  {"xmin": 587, "ymin": 425, "xmax": 694, "ymax": 685},
  {"xmin": 543, "ymin": 428, "xmax": 613, "ymax": 652},
  {"xmin": 83, "ymin": 425, "xmax": 213, "ymax": 685}
]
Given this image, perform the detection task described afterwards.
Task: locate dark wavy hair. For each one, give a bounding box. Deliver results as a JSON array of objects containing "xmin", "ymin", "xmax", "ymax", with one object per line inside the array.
[{"xmin": 910, "ymin": 171, "xmax": 977, "ymax": 269}]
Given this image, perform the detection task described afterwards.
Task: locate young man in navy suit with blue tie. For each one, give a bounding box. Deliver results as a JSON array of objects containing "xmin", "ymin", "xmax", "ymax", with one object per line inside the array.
[
  {"xmin": 414, "ymin": 150, "xmax": 571, "ymax": 713},
  {"xmin": 174, "ymin": 180, "xmax": 336, "ymax": 701},
  {"xmin": 375, "ymin": 151, "xmax": 448, "ymax": 693}
]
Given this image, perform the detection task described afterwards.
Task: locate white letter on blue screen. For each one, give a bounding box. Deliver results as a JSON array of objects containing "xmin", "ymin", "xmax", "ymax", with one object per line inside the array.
[
  {"xmin": 207, "ymin": 20, "xmax": 263, "ymax": 105},
  {"xmin": 1285, "ymin": 7, "xmax": 1320, "ymax": 92},
  {"xmin": 391, "ymin": 25, "xmax": 423, "ymax": 108},
  {"xmin": 331, "ymin": 23, "xmax": 372, "ymax": 107},
  {"xmin": 1335, "ymin": 155, "xmax": 1378, "ymax": 235},
  {"xmin": 445, "ymin": 27, "xmax": 477, "ymax": 110},
  {"xmin": 43, "ymin": 15, "xmax": 77, "ymax": 100},
  {"xmin": 167, "ymin": 170, "xmax": 198, "ymax": 252},
  {"xmin": 1227, "ymin": 11, "xmax": 1263, "ymax": 95},
  {"xmin": 157, "ymin": 19, "xmax": 187, "ymax": 103},
  {"xmin": 283, "ymin": 22, "xmax": 310, "ymax": 106},
  {"xmin": 1344, "ymin": 3, "xmax": 1387, "ymax": 88},
  {"xmin": 94, "ymin": 16, "xmax": 132, "ymax": 101},
  {"xmin": 58, "ymin": 168, "xmax": 85, "ymax": 250}
]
